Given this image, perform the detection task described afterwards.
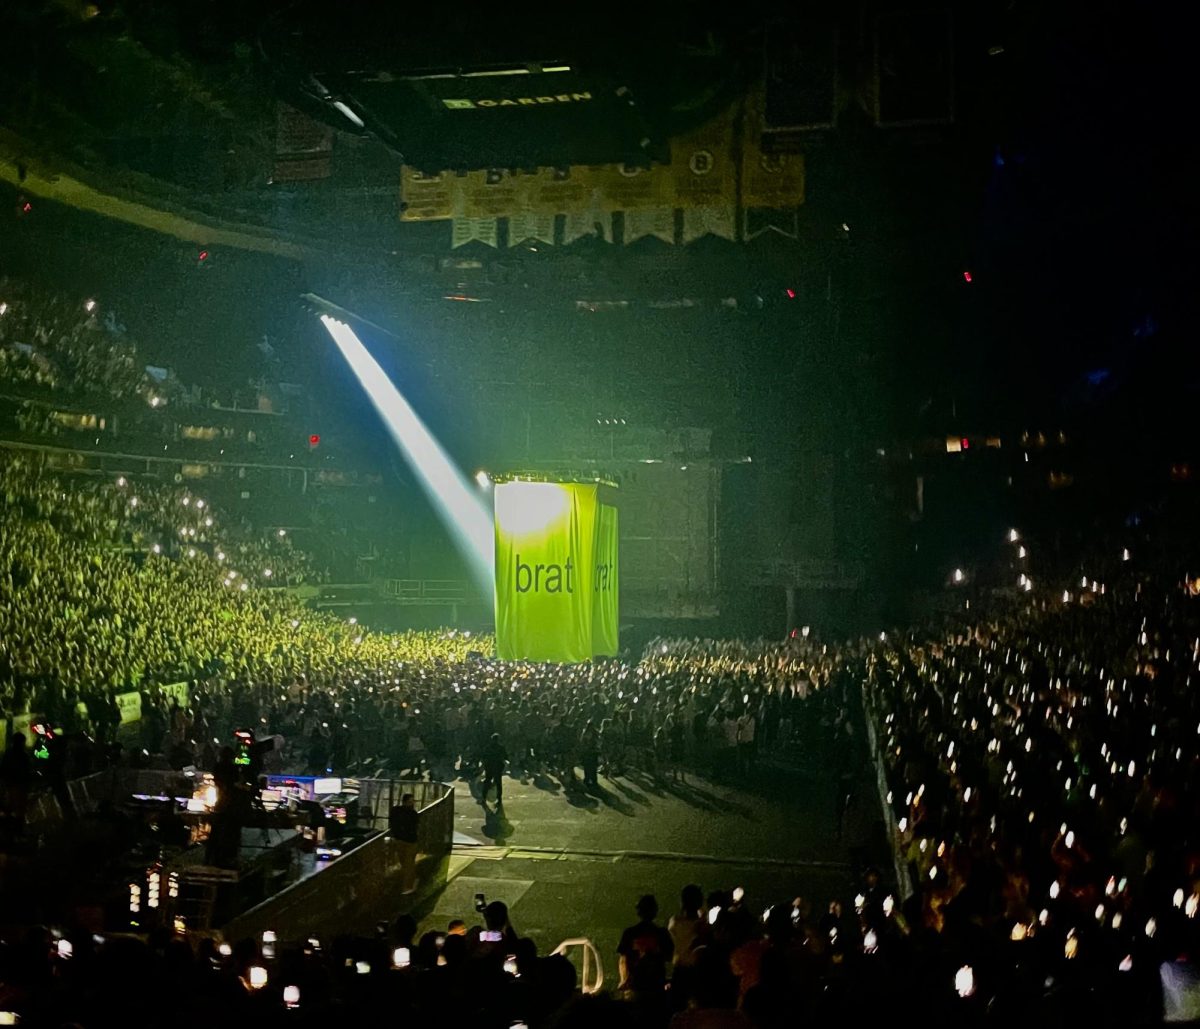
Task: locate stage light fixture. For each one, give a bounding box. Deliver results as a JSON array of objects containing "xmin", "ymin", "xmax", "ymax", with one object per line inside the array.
[
  {"xmin": 319, "ymin": 315, "xmax": 493, "ymax": 589},
  {"xmin": 332, "ymin": 100, "xmax": 365, "ymax": 130}
]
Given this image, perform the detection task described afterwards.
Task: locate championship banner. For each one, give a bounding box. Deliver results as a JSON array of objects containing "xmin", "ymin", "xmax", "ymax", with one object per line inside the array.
[
  {"xmin": 670, "ymin": 105, "xmax": 735, "ymax": 213},
  {"xmin": 601, "ymin": 162, "xmax": 673, "ymax": 212},
  {"xmin": 624, "ymin": 207, "xmax": 675, "ymax": 244},
  {"xmin": 508, "ymin": 210, "xmax": 556, "ymax": 246},
  {"xmin": 398, "ymin": 86, "xmax": 803, "ymax": 241},
  {"xmin": 681, "ymin": 205, "xmax": 736, "ymax": 244},
  {"xmin": 601, "ymin": 161, "xmax": 675, "ymax": 244},
  {"xmin": 741, "ymin": 87, "xmax": 806, "ymax": 211},
  {"xmin": 460, "ymin": 168, "xmax": 528, "ymax": 219},
  {"xmin": 741, "ymin": 148, "xmax": 805, "ymax": 211},
  {"xmin": 528, "ymin": 165, "xmax": 596, "ymax": 214},
  {"xmin": 562, "ymin": 209, "xmax": 607, "ymax": 244},
  {"xmin": 591, "ymin": 502, "xmax": 620, "ymax": 656},
  {"xmin": 494, "ymin": 482, "xmax": 598, "ymax": 662},
  {"xmin": 451, "ymin": 216, "xmax": 499, "ymax": 248},
  {"xmin": 400, "ymin": 169, "xmax": 454, "ymax": 222}
]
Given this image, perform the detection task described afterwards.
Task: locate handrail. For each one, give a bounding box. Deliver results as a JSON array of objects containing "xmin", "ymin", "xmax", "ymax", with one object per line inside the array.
[
  {"xmin": 551, "ymin": 937, "xmax": 604, "ymax": 995},
  {"xmin": 861, "ymin": 681, "xmax": 915, "ymax": 903},
  {"xmin": 381, "ymin": 578, "xmax": 474, "ymax": 603},
  {"xmin": 0, "ymin": 437, "xmax": 314, "ymax": 474}
]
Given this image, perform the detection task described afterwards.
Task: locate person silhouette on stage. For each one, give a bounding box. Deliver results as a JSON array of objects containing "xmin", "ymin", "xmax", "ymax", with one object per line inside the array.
[{"xmin": 481, "ymin": 732, "xmax": 508, "ymax": 807}]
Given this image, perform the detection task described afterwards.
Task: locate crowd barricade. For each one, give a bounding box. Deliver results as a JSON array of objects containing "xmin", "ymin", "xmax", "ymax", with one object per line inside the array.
[
  {"xmin": 26, "ymin": 791, "xmax": 62, "ymax": 825},
  {"xmin": 69, "ymin": 768, "xmax": 195, "ymax": 814},
  {"xmin": 217, "ymin": 779, "xmax": 454, "ymax": 941},
  {"xmin": 21, "ymin": 768, "xmax": 455, "ymax": 936},
  {"xmin": 15, "ymin": 767, "xmax": 195, "ymax": 829},
  {"xmin": 861, "ymin": 682, "xmax": 914, "ymax": 903}
]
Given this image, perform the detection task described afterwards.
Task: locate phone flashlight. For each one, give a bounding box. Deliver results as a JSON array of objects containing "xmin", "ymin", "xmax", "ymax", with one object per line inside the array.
[
  {"xmin": 392, "ymin": 947, "xmax": 411, "ymax": 969},
  {"xmin": 708, "ymin": 907, "xmax": 721, "ymax": 926}
]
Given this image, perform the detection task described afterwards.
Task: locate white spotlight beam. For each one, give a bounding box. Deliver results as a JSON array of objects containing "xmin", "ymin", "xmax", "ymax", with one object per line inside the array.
[{"xmin": 319, "ymin": 315, "xmax": 494, "ymax": 590}]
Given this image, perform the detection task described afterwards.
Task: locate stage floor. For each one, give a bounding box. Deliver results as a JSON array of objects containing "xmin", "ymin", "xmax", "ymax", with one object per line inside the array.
[{"xmin": 417, "ymin": 743, "xmax": 887, "ymax": 959}]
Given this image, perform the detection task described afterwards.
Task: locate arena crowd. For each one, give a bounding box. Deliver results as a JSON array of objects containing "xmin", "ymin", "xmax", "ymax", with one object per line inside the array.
[
  {"xmin": 0, "ymin": 279, "xmax": 184, "ymax": 404},
  {"xmin": 3, "ymin": 452, "xmax": 1200, "ymax": 1025}
]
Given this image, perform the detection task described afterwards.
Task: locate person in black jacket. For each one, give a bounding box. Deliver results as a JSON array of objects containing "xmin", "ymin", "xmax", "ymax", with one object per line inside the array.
[
  {"xmin": 0, "ymin": 732, "xmax": 33, "ymax": 827},
  {"xmin": 481, "ymin": 733, "xmax": 507, "ymax": 807},
  {"xmin": 579, "ymin": 721, "xmax": 600, "ymax": 788},
  {"xmin": 388, "ymin": 792, "xmax": 420, "ymax": 894}
]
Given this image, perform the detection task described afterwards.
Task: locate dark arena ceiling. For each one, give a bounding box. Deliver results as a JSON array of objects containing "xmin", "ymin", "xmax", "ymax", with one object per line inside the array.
[{"xmin": 260, "ymin": 5, "xmax": 749, "ymax": 168}]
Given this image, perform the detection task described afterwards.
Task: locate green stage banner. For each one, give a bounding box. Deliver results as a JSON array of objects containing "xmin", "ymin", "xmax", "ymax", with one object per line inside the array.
[
  {"xmin": 494, "ymin": 482, "xmax": 598, "ymax": 662},
  {"xmin": 591, "ymin": 502, "xmax": 620, "ymax": 656}
]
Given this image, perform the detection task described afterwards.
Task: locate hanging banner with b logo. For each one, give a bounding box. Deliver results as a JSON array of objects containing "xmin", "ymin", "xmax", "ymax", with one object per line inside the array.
[{"xmin": 494, "ymin": 482, "xmax": 619, "ymax": 662}]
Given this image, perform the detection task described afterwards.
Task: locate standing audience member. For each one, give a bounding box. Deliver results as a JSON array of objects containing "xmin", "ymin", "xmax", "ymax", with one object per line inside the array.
[
  {"xmin": 617, "ymin": 894, "xmax": 675, "ymax": 998},
  {"xmin": 0, "ymin": 731, "xmax": 33, "ymax": 826},
  {"xmin": 389, "ymin": 792, "xmax": 420, "ymax": 894},
  {"xmin": 668, "ymin": 883, "xmax": 706, "ymax": 1002},
  {"xmin": 481, "ymin": 732, "xmax": 508, "ymax": 807}
]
